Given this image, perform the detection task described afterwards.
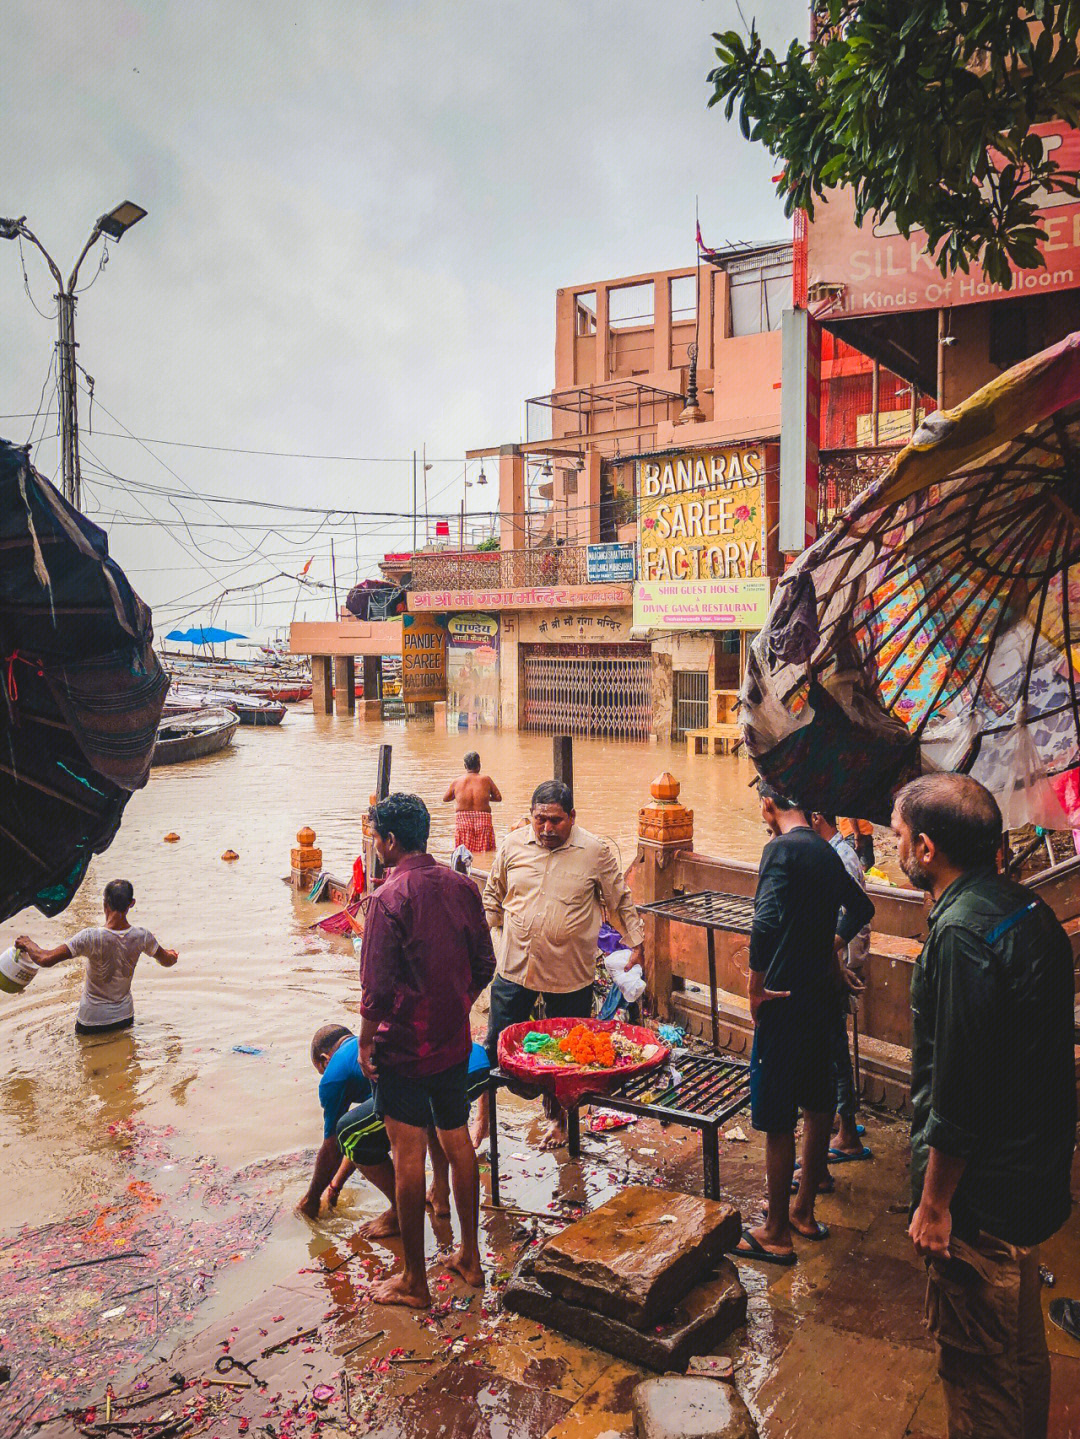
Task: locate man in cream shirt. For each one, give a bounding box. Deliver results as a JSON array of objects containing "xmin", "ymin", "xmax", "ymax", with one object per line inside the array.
[{"xmin": 473, "ymin": 779, "xmax": 644, "ymax": 1148}]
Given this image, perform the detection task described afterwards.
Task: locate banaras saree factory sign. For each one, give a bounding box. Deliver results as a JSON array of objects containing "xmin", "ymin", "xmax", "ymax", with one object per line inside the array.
[
  {"xmin": 637, "ymin": 446, "xmax": 765, "ymax": 583},
  {"xmin": 635, "ymin": 445, "xmax": 768, "ymax": 631}
]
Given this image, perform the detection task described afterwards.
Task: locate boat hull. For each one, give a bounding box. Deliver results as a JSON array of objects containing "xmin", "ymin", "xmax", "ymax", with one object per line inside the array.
[{"xmin": 152, "ymin": 709, "xmax": 239, "ymax": 766}]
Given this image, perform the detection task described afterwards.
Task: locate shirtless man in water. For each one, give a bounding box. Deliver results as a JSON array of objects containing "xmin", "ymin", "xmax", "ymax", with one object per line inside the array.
[{"xmin": 444, "ymin": 752, "xmax": 501, "ymax": 855}]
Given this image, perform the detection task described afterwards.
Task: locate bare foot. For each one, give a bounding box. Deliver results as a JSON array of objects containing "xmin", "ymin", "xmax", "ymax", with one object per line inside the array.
[
  {"xmin": 426, "ymin": 1186, "xmax": 451, "ymax": 1218},
  {"xmin": 358, "ymin": 1208, "xmax": 400, "ymax": 1240},
  {"xmin": 370, "ymin": 1272, "xmax": 430, "ymax": 1309},
  {"xmin": 446, "ymin": 1247, "xmax": 484, "ymax": 1288},
  {"xmin": 539, "ymin": 1119, "xmax": 567, "ymax": 1151}
]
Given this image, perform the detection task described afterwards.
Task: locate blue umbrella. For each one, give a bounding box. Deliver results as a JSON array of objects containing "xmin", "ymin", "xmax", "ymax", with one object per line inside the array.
[{"xmin": 166, "ymin": 626, "xmax": 246, "ymax": 645}]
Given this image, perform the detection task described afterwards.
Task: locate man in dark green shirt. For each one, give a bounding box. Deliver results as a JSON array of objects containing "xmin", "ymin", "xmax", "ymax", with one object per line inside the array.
[{"xmin": 893, "ymin": 773, "xmax": 1075, "ymax": 1439}]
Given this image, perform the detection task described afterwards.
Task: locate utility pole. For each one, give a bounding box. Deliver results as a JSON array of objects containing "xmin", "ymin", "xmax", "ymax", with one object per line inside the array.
[
  {"xmin": 330, "ymin": 537, "xmax": 339, "ymax": 617},
  {"xmin": 0, "ymin": 203, "xmax": 147, "ymax": 510},
  {"xmin": 412, "ymin": 449, "xmax": 418, "ymax": 551}
]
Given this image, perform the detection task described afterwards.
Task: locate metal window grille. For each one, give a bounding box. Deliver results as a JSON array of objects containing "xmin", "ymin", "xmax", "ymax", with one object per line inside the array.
[
  {"xmin": 522, "ymin": 645, "xmax": 652, "ymax": 740},
  {"xmin": 673, "ymin": 670, "xmax": 709, "ymax": 738}
]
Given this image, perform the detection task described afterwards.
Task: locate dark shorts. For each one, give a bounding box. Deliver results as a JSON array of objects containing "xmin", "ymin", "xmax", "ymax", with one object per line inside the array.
[
  {"xmin": 374, "ymin": 1060, "xmax": 469, "ymax": 1132},
  {"xmin": 75, "ymin": 1015, "xmax": 134, "ymax": 1036},
  {"xmin": 337, "ymin": 1063, "xmax": 488, "ymax": 1159},
  {"xmin": 483, "ymin": 974, "xmax": 594, "ymax": 1062},
  {"xmin": 750, "ymin": 1000, "xmax": 834, "ymax": 1134},
  {"xmin": 336, "ymin": 1099, "xmax": 391, "ymax": 1166}
]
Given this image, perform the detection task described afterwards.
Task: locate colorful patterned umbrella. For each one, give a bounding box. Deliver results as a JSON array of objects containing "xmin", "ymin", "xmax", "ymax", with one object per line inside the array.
[{"xmin": 740, "ymin": 331, "xmax": 1080, "ymax": 829}]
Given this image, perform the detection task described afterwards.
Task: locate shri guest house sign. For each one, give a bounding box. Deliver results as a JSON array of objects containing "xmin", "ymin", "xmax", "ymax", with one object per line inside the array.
[{"xmin": 635, "ymin": 445, "xmax": 767, "ymax": 629}]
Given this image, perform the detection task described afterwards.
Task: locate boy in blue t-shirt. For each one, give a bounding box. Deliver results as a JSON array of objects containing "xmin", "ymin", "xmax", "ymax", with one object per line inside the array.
[{"xmin": 298, "ymin": 1023, "xmax": 489, "ymax": 1233}]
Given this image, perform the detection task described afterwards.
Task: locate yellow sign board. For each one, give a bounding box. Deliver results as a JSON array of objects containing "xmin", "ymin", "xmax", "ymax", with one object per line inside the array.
[
  {"xmin": 638, "ymin": 446, "xmax": 765, "ymax": 583},
  {"xmin": 401, "ymin": 614, "xmax": 447, "ymax": 702},
  {"xmin": 633, "ymin": 577, "xmax": 771, "ymax": 631}
]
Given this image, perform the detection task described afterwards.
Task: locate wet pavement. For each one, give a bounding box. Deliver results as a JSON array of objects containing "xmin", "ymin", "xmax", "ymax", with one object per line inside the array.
[{"xmin": 13, "ymin": 1073, "xmax": 1080, "ymax": 1439}]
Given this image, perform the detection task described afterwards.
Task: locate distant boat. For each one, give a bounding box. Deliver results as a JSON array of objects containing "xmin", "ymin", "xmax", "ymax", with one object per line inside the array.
[
  {"xmin": 152, "ymin": 707, "xmax": 239, "ymax": 766},
  {"xmin": 164, "ymin": 687, "xmax": 286, "ymax": 726}
]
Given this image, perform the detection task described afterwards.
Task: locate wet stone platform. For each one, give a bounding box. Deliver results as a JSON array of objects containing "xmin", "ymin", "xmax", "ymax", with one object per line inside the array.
[{"xmin": 15, "ymin": 1091, "xmax": 1080, "ymax": 1439}]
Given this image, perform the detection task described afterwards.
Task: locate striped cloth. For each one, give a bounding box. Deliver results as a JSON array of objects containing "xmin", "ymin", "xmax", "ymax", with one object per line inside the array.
[{"xmin": 454, "ymin": 809, "xmax": 496, "ymax": 855}]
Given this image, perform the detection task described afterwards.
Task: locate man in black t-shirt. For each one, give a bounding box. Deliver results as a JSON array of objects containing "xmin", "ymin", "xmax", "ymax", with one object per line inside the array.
[{"xmin": 734, "ymin": 784, "xmax": 875, "ymax": 1267}]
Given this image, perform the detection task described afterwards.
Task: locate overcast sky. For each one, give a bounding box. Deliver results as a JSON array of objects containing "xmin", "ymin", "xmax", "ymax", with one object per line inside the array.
[{"xmin": 2, "ymin": 1, "xmax": 807, "ymax": 640}]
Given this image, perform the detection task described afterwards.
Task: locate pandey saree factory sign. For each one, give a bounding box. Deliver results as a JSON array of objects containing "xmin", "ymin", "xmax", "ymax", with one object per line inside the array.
[
  {"xmin": 401, "ymin": 614, "xmax": 446, "ymax": 702},
  {"xmin": 808, "ymin": 121, "xmax": 1080, "ymax": 316}
]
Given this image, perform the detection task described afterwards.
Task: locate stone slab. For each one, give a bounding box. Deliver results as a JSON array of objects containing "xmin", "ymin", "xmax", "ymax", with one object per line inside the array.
[
  {"xmin": 503, "ymin": 1252, "xmax": 747, "ymax": 1374},
  {"xmin": 531, "ymin": 1185, "xmax": 741, "ymax": 1330},
  {"xmin": 633, "ymin": 1376, "xmax": 757, "ymax": 1438}
]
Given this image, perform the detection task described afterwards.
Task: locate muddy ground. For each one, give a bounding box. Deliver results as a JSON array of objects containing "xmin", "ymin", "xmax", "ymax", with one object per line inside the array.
[{"xmin": 7, "ymin": 1073, "xmax": 1080, "ymax": 1439}]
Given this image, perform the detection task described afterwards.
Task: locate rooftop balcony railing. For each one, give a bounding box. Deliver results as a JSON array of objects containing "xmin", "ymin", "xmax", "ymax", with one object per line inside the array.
[{"xmin": 408, "ymin": 544, "xmax": 595, "ymax": 593}]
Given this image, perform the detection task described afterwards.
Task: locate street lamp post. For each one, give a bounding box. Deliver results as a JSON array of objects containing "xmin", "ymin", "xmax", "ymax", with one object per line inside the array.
[{"xmin": 0, "ymin": 201, "xmax": 147, "ymax": 509}]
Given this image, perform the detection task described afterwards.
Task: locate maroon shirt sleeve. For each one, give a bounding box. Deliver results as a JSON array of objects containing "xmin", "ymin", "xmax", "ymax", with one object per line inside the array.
[
  {"xmin": 464, "ymin": 880, "xmax": 497, "ymax": 1000},
  {"xmin": 358, "ymin": 891, "xmax": 401, "ymax": 1023}
]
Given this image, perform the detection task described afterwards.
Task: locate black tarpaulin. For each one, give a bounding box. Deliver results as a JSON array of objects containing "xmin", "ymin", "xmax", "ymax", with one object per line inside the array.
[{"xmin": 0, "ymin": 440, "xmax": 168, "ymax": 921}]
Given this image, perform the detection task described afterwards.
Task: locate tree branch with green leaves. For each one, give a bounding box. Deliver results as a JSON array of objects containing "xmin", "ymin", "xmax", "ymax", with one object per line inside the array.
[{"xmin": 707, "ymin": 2, "xmax": 1080, "ymax": 287}]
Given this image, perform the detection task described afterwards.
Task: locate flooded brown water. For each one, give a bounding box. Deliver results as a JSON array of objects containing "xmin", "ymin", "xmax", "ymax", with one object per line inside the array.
[{"xmin": 0, "ymin": 712, "xmax": 766, "ymax": 1244}]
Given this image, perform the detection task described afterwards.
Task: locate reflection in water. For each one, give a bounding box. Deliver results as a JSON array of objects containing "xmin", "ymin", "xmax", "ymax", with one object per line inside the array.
[{"xmin": 0, "ymin": 711, "xmax": 765, "ymax": 1228}]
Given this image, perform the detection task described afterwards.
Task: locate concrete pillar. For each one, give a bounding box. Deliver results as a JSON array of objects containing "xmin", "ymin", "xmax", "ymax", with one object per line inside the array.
[
  {"xmin": 333, "ymin": 655, "xmax": 355, "ymax": 716},
  {"xmin": 311, "ymin": 655, "xmax": 333, "ymax": 715},
  {"xmin": 499, "ymin": 446, "xmax": 526, "ymax": 553},
  {"xmin": 594, "ymin": 283, "xmax": 610, "ymax": 382},
  {"xmin": 362, "ymin": 654, "xmax": 381, "ymax": 699},
  {"xmin": 653, "ymin": 273, "xmax": 672, "ymax": 374},
  {"xmin": 635, "ymin": 773, "xmax": 695, "ymax": 1020},
  {"xmin": 583, "ymin": 450, "xmax": 602, "ymax": 544}
]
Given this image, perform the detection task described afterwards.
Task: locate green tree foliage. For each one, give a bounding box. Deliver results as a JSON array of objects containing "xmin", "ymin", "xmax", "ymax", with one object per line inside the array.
[{"xmin": 708, "ymin": 3, "xmax": 1080, "ymax": 286}]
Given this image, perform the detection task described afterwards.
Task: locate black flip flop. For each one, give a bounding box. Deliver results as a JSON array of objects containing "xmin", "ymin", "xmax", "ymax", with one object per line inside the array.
[
  {"xmin": 792, "ymin": 1220, "xmax": 830, "ymax": 1242},
  {"xmin": 1050, "ymin": 1298, "xmax": 1080, "ymax": 1342},
  {"xmin": 731, "ymin": 1227, "xmax": 797, "ymax": 1267}
]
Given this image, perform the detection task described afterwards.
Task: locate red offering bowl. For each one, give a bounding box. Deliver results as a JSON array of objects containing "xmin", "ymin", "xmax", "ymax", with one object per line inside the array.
[{"xmin": 497, "ymin": 1016, "xmax": 670, "ymax": 1107}]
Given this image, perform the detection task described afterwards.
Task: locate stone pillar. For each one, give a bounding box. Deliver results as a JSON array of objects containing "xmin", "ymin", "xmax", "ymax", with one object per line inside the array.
[
  {"xmin": 433, "ymin": 701, "xmax": 448, "ymax": 730},
  {"xmin": 311, "ymin": 655, "xmax": 333, "ymax": 715},
  {"xmin": 333, "ymin": 655, "xmax": 355, "ymax": 716},
  {"xmin": 358, "ymin": 655, "xmax": 382, "ymax": 720},
  {"xmin": 290, "ymin": 825, "xmax": 323, "ymax": 891},
  {"xmin": 636, "ymin": 773, "xmax": 694, "ymax": 1020}
]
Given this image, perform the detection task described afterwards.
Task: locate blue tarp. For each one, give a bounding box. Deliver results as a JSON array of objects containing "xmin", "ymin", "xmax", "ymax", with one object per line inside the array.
[{"xmin": 166, "ymin": 626, "xmax": 246, "ymax": 644}]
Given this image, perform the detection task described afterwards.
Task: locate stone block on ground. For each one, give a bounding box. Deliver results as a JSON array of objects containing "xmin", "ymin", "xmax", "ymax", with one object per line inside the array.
[
  {"xmin": 531, "ymin": 1185, "xmax": 741, "ymax": 1330},
  {"xmin": 632, "ymin": 1376, "xmax": 757, "ymax": 1439},
  {"xmin": 503, "ymin": 1251, "xmax": 747, "ymax": 1373}
]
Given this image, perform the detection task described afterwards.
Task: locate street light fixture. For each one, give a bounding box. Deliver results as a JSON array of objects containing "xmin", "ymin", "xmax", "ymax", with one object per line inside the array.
[
  {"xmin": 0, "ymin": 201, "xmax": 147, "ymax": 509},
  {"xmin": 96, "ymin": 201, "xmax": 147, "ymax": 241}
]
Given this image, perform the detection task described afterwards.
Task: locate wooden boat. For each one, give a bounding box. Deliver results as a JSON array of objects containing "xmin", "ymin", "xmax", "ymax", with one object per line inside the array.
[
  {"xmin": 152, "ymin": 707, "xmax": 239, "ymax": 765},
  {"xmin": 164, "ymin": 688, "xmax": 286, "ymax": 726}
]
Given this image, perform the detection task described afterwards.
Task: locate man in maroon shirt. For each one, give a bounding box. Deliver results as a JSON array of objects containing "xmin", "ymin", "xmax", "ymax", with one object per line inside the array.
[{"xmin": 358, "ymin": 792, "xmax": 496, "ymax": 1308}]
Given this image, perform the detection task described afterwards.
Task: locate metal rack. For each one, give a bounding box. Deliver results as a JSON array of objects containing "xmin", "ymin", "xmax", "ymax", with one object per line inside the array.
[
  {"xmin": 487, "ymin": 1052, "xmax": 751, "ymax": 1203},
  {"xmin": 636, "ymin": 890, "xmax": 756, "ymax": 1051}
]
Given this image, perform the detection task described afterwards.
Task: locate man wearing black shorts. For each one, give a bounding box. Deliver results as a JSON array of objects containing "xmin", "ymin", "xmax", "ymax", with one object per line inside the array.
[
  {"xmin": 358, "ymin": 793, "xmax": 496, "ymax": 1308},
  {"xmin": 735, "ymin": 784, "xmax": 874, "ymax": 1267}
]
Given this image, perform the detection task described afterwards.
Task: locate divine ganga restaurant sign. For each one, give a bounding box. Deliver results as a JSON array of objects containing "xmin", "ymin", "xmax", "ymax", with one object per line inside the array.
[{"xmin": 634, "ymin": 445, "xmax": 768, "ymax": 630}]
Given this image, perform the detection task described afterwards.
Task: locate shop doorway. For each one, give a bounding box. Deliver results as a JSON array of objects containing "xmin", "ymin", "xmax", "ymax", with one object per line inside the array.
[
  {"xmin": 521, "ymin": 644, "xmax": 652, "ymax": 740},
  {"xmin": 673, "ymin": 670, "xmax": 709, "ymax": 739}
]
